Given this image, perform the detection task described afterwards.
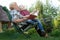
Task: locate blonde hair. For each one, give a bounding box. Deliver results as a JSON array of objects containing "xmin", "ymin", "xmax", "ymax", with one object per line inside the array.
[{"xmin": 9, "ymin": 2, "xmax": 20, "ymax": 10}]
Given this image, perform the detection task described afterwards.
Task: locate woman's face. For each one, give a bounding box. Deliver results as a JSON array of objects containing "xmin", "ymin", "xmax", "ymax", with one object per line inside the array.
[
  {"xmin": 10, "ymin": 7, "xmax": 13, "ymax": 10},
  {"xmin": 9, "ymin": 5, "xmax": 14, "ymax": 10}
]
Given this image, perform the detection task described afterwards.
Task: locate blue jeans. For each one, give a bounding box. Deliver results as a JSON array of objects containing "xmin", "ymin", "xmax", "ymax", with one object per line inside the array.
[{"xmin": 26, "ymin": 19, "xmax": 45, "ymax": 32}]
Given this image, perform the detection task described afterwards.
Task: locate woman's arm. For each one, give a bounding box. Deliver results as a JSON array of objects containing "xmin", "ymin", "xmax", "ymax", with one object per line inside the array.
[{"xmin": 13, "ymin": 17, "xmax": 28, "ymax": 23}]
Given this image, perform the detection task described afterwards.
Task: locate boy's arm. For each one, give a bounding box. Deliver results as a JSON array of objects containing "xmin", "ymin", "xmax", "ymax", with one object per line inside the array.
[{"xmin": 22, "ymin": 15, "xmax": 30, "ymax": 18}]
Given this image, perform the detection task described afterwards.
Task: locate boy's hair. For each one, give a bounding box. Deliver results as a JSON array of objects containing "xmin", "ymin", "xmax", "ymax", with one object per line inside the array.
[{"xmin": 19, "ymin": 5, "xmax": 26, "ymax": 10}]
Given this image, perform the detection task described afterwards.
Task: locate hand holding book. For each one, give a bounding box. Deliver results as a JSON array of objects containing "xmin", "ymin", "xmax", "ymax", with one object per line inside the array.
[{"xmin": 28, "ymin": 10, "xmax": 39, "ymax": 19}]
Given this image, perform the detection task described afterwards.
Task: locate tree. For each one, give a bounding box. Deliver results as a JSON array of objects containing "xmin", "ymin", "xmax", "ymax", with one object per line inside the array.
[
  {"xmin": 35, "ymin": 0, "xmax": 43, "ymax": 19},
  {"xmin": 2, "ymin": 6, "xmax": 12, "ymax": 21}
]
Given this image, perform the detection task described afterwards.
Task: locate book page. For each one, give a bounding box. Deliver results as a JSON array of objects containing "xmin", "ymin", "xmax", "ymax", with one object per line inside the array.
[{"xmin": 30, "ymin": 10, "xmax": 39, "ymax": 16}]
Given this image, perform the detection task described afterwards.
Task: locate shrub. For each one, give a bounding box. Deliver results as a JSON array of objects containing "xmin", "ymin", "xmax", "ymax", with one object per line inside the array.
[{"xmin": 50, "ymin": 29, "xmax": 60, "ymax": 37}]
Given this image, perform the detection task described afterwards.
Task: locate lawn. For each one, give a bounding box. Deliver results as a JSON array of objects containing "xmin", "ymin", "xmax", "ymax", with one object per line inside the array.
[{"xmin": 0, "ymin": 28, "xmax": 60, "ymax": 40}]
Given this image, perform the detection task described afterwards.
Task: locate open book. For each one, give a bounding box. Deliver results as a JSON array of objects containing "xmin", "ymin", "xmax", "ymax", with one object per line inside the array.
[{"xmin": 28, "ymin": 10, "xmax": 39, "ymax": 19}]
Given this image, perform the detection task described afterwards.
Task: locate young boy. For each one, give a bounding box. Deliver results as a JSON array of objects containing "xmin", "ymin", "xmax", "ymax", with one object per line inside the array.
[{"xmin": 19, "ymin": 5, "xmax": 48, "ymax": 37}]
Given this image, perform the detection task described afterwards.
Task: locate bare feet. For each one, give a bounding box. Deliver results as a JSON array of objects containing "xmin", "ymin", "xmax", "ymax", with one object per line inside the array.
[{"xmin": 45, "ymin": 33, "xmax": 48, "ymax": 37}]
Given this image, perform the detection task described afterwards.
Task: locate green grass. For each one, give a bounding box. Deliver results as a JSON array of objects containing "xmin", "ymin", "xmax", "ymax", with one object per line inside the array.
[{"xmin": 0, "ymin": 28, "xmax": 60, "ymax": 40}]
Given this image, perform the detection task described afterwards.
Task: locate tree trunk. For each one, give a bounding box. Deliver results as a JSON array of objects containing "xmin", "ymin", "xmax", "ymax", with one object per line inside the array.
[{"xmin": 0, "ymin": 22, "xmax": 3, "ymax": 32}]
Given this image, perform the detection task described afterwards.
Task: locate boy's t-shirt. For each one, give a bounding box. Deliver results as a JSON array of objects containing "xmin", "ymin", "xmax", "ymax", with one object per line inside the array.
[
  {"xmin": 20, "ymin": 10, "xmax": 39, "ymax": 19},
  {"xmin": 20, "ymin": 10, "xmax": 30, "ymax": 16}
]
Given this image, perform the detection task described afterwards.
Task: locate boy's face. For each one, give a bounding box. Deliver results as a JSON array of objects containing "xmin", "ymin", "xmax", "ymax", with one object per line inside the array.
[{"xmin": 19, "ymin": 5, "xmax": 25, "ymax": 10}]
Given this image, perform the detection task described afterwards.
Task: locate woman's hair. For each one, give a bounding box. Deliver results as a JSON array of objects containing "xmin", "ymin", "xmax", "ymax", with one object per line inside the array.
[
  {"xmin": 9, "ymin": 2, "xmax": 16, "ymax": 10},
  {"xmin": 9, "ymin": 2, "xmax": 19, "ymax": 10}
]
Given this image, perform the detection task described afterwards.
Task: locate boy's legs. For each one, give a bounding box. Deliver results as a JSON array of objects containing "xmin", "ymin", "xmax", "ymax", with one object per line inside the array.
[{"xmin": 26, "ymin": 19, "xmax": 45, "ymax": 32}]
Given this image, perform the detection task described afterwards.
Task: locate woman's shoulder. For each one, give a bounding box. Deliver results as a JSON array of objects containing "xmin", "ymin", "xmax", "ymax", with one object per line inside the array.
[{"xmin": 10, "ymin": 9, "xmax": 18, "ymax": 14}]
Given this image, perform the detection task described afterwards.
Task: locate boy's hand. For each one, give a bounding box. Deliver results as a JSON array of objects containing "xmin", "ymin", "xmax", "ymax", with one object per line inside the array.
[{"xmin": 23, "ymin": 15, "xmax": 30, "ymax": 18}]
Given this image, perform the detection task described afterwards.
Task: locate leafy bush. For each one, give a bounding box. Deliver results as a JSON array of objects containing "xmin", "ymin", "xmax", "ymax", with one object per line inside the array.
[
  {"xmin": 27, "ymin": 28, "xmax": 36, "ymax": 35},
  {"xmin": 50, "ymin": 29, "xmax": 60, "ymax": 37}
]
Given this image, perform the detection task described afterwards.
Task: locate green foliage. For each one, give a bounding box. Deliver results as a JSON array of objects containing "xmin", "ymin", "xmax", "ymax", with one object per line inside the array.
[
  {"xmin": 0, "ymin": 29, "xmax": 60, "ymax": 40},
  {"xmin": 29, "ymin": 6, "xmax": 35, "ymax": 12},
  {"xmin": 26, "ymin": 28, "xmax": 36, "ymax": 35},
  {"xmin": 50, "ymin": 29, "xmax": 60, "ymax": 37},
  {"xmin": 35, "ymin": 0, "xmax": 43, "ymax": 19},
  {"xmin": 34, "ymin": 0, "xmax": 60, "ymax": 30},
  {"xmin": 2, "ymin": 6, "xmax": 12, "ymax": 21}
]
